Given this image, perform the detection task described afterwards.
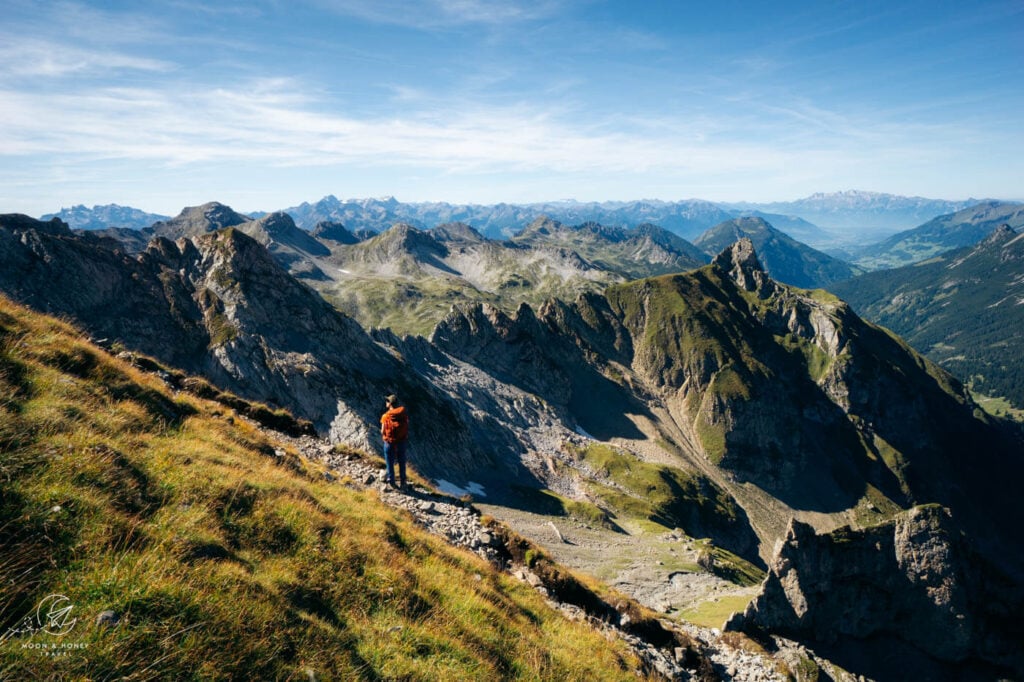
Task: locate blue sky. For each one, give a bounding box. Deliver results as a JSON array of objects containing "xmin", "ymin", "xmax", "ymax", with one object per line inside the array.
[{"xmin": 1, "ymin": 0, "xmax": 1021, "ymax": 216}]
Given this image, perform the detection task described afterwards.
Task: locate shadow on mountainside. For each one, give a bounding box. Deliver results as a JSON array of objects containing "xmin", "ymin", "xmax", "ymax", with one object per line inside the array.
[{"xmin": 567, "ymin": 365, "xmax": 650, "ymax": 441}]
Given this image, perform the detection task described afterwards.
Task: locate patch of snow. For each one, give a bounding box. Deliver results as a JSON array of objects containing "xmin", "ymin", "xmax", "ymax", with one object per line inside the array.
[
  {"xmin": 435, "ymin": 479, "xmax": 487, "ymax": 498},
  {"xmin": 337, "ymin": 268, "xmax": 351, "ymax": 274}
]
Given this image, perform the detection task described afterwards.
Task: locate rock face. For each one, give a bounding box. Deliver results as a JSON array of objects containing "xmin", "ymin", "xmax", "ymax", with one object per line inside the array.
[
  {"xmin": 733, "ymin": 507, "xmax": 1024, "ymax": 679},
  {"xmin": 311, "ymin": 221, "xmax": 361, "ymax": 244},
  {"xmin": 0, "ymin": 215, "xmax": 488, "ymax": 475}
]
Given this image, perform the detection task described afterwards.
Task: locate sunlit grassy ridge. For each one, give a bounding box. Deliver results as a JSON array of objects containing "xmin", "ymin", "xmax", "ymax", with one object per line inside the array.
[{"xmin": 0, "ymin": 295, "xmax": 647, "ymax": 681}]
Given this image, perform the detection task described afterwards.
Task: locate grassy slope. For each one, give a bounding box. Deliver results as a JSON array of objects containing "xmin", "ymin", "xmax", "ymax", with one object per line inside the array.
[{"xmin": 0, "ymin": 295, "xmax": 646, "ymax": 681}]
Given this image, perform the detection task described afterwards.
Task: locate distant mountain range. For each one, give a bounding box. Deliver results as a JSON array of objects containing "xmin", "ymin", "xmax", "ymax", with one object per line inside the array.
[
  {"xmin": 275, "ymin": 195, "xmax": 737, "ymax": 241},
  {"xmin": 848, "ymin": 201, "xmax": 1024, "ymax": 270},
  {"xmin": 42, "ymin": 190, "xmax": 1011, "ymax": 249},
  {"xmin": 81, "ymin": 202, "xmax": 874, "ymax": 335},
  {"xmin": 727, "ymin": 190, "xmax": 983, "ymax": 238},
  {"xmin": 832, "ymin": 225, "xmax": 1024, "ymax": 412},
  {"xmin": 41, "ymin": 203, "xmax": 169, "ymax": 230}
]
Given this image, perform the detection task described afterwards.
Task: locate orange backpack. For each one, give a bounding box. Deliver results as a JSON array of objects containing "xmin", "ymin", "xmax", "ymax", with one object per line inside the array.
[{"xmin": 381, "ymin": 407, "xmax": 409, "ymax": 442}]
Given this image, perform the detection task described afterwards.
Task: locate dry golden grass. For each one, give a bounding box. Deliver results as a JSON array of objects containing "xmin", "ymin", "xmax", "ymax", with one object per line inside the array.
[{"xmin": 0, "ymin": 295, "xmax": 649, "ymax": 681}]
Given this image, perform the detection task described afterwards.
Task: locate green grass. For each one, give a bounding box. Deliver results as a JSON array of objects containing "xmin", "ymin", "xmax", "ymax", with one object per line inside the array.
[
  {"xmin": 0, "ymin": 294, "xmax": 650, "ymax": 681},
  {"xmin": 508, "ymin": 485, "xmax": 615, "ymax": 529},
  {"xmin": 314, "ymin": 258, "xmax": 618, "ymax": 338},
  {"xmin": 775, "ymin": 332, "xmax": 832, "ymax": 383},
  {"xmin": 971, "ymin": 388, "xmax": 1024, "ymax": 422},
  {"xmin": 679, "ymin": 595, "xmax": 753, "ymax": 629},
  {"xmin": 569, "ymin": 443, "xmax": 751, "ymax": 552},
  {"xmin": 692, "ymin": 540, "xmax": 765, "ymax": 587}
]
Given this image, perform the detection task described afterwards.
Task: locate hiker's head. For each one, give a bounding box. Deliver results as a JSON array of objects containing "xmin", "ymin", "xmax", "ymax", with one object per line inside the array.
[{"xmin": 385, "ymin": 394, "xmax": 400, "ymax": 408}]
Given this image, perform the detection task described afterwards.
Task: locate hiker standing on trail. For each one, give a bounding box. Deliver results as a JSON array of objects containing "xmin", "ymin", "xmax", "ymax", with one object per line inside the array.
[{"xmin": 380, "ymin": 394, "xmax": 409, "ymax": 489}]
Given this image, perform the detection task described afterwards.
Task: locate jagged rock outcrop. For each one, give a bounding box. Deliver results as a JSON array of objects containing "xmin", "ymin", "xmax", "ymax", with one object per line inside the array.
[
  {"xmin": 696, "ymin": 217, "xmax": 860, "ymax": 288},
  {"xmin": 710, "ymin": 235, "xmax": 776, "ymax": 297},
  {"xmin": 731, "ymin": 508, "xmax": 1024, "ymax": 680}
]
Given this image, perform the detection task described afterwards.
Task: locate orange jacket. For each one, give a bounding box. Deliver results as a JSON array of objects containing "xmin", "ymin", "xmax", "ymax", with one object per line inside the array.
[{"xmin": 380, "ymin": 406, "xmax": 409, "ymax": 443}]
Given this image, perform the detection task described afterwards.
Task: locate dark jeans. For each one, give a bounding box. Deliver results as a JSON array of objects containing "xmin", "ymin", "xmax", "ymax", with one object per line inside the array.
[{"xmin": 383, "ymin": 440, "xmax": 407, "ymax": 486}]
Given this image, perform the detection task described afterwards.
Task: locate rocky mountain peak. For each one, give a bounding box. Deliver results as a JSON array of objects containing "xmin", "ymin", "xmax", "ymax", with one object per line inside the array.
[
  {"xmin": 149, "ymin": 201, "xmax": 251, "ymax": 239},
  {"xmin": 516, "ymin": 215, "xmax": 563, "ymax": 239},
  {"xmin": 0, "ymin": 213, "xmax": 71, "ymax": 236},
  {"xmin": 311, "ymin": 221, "xmax": 361, "ymax": 244},
  {"xmin": 711, "ymin": 237, "xmax": 773, "ymax": 296},
  {"xmin": 237, "ymin": 212, "xmax": 330, "ymax": 259},
  {"xmin": 430, "ymin": 221, "xmax": 485, "ymax": 244},
  {"xmin": 982, "ymin": 222, "xmax": 1017, "ymax": 246},
  {"xmin": 375, "ymin": 222, "xmax": 447, "ymax": 257},
  {"xmin": 251, "ymin": 211, "xmax": 298, "ymax": 235}
]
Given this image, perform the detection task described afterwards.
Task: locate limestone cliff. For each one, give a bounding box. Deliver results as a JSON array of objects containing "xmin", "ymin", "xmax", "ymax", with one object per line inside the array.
[{"xmin": 732, "ymin": 508, "xmax": 1023, "ymax": 680}]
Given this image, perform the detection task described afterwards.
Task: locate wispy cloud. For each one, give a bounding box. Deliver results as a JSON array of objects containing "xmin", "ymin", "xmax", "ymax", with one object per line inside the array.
[
  {"xmin": 311, "ymin": 0, "xmax": 563, "ymax": 28},
  {"xmin": 18, "ymin": 1, "xmax": 166, "ymax": 45},
  {"xmin": 0, "ymin": 38, "xmax": 174, "ymax": 78},
  {"xmin": 0, "ymin": 77, "xmax": 742, "ymax": 170}
]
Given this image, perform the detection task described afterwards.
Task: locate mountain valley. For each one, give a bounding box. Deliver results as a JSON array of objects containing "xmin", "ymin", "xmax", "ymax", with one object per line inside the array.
[
  {"xmin": 3, "ymin": 206, "xmax": 1023, "ymax": 680},
  {"xmin": 833, "ymin": 224, "xmax": 1024, "ymax": 415},
  {"xmin": 2, "ymin": 191, "xmax": 1024, "ymax": 679}
]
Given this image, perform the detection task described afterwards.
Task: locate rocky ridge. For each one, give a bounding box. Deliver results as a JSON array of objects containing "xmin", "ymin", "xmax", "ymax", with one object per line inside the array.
[{"xmin": 3, "ymin": 212, "xmax": 1022, "ymax": 680}]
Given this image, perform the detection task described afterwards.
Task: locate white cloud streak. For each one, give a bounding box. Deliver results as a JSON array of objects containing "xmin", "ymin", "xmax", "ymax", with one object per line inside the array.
[
  {"xmin": 0, "ymin": 38, "xmax": 174, "ymax": 78},
  {"xmin": 310, "ymin": 0, "xmax": 563, "ymax": 28},
  {"xmin": 0, "ymin": 77, "xmax": 819, "ymax": 176}
]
